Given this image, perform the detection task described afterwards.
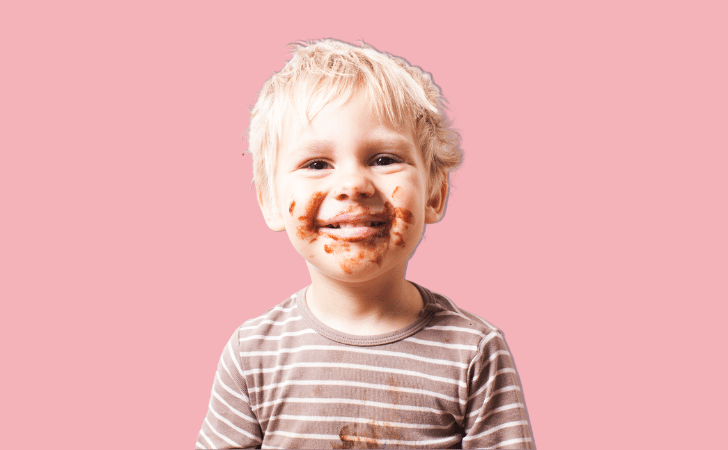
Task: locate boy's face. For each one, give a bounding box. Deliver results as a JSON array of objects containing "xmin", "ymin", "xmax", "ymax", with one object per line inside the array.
[{"xmin": 260, "ymin": 90, "xmax": 446, "ymax": 284}]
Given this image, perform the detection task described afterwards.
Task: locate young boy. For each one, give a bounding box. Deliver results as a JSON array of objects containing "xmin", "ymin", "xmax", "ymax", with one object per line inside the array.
[{"xmin": 197, "ymin": 39, "xmax": 534, "ymax": 449}]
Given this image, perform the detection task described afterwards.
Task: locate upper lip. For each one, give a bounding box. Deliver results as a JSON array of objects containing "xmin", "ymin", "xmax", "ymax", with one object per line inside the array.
[{"xmin": 317, "ymin": 211, "xmax": 389, "ymax": 228}]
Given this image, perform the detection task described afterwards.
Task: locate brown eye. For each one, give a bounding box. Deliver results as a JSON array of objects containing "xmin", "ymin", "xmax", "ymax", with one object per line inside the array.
[
  {"xmin": 372, "ymin": 156, "xmax": 398, "ymax": 166},
  {"xmin": 307, "ymin": 160, "xmax": 330, "ymax": 170}
]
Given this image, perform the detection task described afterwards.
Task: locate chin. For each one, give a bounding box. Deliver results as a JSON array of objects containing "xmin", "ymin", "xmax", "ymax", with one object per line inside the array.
[{"xmin": 308, "ymin": 255, "xmax": 405, "ymax": 283}]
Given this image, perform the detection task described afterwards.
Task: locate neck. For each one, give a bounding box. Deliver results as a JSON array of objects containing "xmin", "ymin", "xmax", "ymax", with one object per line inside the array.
[{"xmin": 305, "ymin": 264, "xmax": 423, "ymax": 335}]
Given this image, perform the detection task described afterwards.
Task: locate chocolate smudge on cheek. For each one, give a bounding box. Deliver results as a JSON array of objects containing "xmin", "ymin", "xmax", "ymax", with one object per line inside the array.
[
  {"xmin": 394, "ymin": 206, "xmax": 413, "ymax": 224},
  {"xmin": 391, "ymin": 206, "xmax": 413, "ymax": 247},
  {"xmin": 289, "ymin": 200, "xmax": 296, "ymax": 215},
  {"xmin": 392, "ymin": 231, "xmax": 405, "ymax": 247},
  {"xmin": 392, "ymin": 186, "xmax": 401, "ymax": 199},
  {"xmin": 296, "ymin": 192, "xmax": 325, "ymax": 240},
  {"xmin": 388, "ymin": 201, "xmax": 414, "ymax": 244}
]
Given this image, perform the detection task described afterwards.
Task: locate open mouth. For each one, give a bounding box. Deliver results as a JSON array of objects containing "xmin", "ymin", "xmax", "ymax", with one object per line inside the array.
[
  {"xmin": 323, "ymin": 221, "xmax": 387, "ymax": 229},
  {"xmin": 318, "ymin": 216, "xmax": 390, "ymax": 241}
]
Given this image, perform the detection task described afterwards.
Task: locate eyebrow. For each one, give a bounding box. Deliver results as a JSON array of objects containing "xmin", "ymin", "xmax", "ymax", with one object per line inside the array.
[
  {"xmin": 296, "ymin": 137, "xmax": 414, "ymax": 153},
  {"xmin": 297, "ymin": 139, "xmax": 333, "ymax": 152},
  {"xmin": 366, "ymin": 137, "xmax": 415, "ymax": 150}
]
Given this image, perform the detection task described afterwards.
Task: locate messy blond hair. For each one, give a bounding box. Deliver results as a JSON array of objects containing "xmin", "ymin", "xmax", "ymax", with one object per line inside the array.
[{"xmin": 248, "ymin": 39, "xmax": 462, "ymax": 211}]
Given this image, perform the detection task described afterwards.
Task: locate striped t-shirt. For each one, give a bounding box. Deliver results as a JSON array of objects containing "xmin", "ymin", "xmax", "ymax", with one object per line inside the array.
[{"xmin": 197, "ymin": 283, "xmax": 534, "ymax": 449}]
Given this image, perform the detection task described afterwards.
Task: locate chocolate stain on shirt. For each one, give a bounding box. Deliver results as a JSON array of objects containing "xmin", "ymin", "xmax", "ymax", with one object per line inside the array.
[
  {"xmin": 333, "ymin": 422, "xmax": 401, "ymax": 449},
  {"xmin": 386, "ymin": 376, "xmax": 401, "ymax": 407}
]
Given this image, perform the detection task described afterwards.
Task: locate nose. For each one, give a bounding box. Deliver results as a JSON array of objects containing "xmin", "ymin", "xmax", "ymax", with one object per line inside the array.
[{"xmin": 333, "ymin": 165, "xmax": 375, "ymax": 201}]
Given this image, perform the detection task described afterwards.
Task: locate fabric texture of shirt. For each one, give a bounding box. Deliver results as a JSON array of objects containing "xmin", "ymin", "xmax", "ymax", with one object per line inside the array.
[{"xmin": 197, "ymin": 283, "xmax": 534, "ymax": 449}]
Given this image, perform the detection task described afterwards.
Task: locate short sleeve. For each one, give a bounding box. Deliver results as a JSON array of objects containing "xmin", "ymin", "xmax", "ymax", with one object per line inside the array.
[
  {"xmin": 196, "ymin": 329, "xmax": 263, "ymax": 449},
  {"xmin": 461, "ymin": 330, "xmax": 535, "ymax": 449}
]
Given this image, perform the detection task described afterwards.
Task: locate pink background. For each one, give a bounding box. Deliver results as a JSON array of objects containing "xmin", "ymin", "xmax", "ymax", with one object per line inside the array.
[{"xmin": 2, "ymin": 1, "xmax": 726, "ymax": 448}]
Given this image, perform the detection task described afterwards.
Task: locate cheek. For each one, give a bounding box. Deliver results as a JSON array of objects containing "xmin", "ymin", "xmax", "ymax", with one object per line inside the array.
[
  {"xmin": 391, "ymin": 203, "xmax": 419, "ymax": 248},
  {"xmin": 288, "ymin": 191, "xmax": 325, "ymax": 242},
  {"xmin": 392, "ymin": 186, "xmax": 402, "ymax": 199}
]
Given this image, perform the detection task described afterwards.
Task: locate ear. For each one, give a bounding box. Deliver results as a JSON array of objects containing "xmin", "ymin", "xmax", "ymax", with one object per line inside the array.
[
  {"xmin": 424, "ymin": 173, "xmax": 448, "ymax": 224},
  {"xmin": 257, "ymin": 188, "xmax": 286, "ymax": 231}
]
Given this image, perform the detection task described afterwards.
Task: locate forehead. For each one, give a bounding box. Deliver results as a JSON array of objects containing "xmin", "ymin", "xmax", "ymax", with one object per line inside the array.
[{"xmin": 279, "ymin": 91, "xmax": 416, "ymax": 156}]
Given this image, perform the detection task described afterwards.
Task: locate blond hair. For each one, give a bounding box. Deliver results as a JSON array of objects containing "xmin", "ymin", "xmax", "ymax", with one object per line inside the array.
[{"xmin": 248, "ymin": 39, "xmax": 462, "ymax": 211}]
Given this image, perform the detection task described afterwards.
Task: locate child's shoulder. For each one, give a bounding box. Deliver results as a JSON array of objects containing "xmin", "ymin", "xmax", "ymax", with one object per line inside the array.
[
  {"xmin": 417, "ymin": 283, "xmax": 507, "ymax": 349},
  {"xmin": 422, "ymin": 285, "xmax": 501, "ymax": 332},
  {"xmin": 233, "ymin": 288, "xmax": 309, "ymax": 343}
]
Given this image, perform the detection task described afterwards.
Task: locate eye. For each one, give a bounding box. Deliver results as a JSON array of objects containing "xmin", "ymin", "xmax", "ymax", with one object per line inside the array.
[
  {"xmin": 372, "ymin": 155, "xmax": 399, "ymax": 166},
  {"xmin": 305, "ymin": 160, "xmax": 330, "ymax": 170}
]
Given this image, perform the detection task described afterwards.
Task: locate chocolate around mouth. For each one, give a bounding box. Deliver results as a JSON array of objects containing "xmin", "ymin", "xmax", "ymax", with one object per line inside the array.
[
  {"xmin": 322, "ymin": 221, "xmax": 387, "ymax": 229},
  {"xmin": 296, "ymin": 194, "xmax": 412, "ymax": 248},
  {"xmin": 295, "ymin": 193, "xmax": 415, "ymax": 273},
  {"xmin": 318, "ymin": 221, "xmax": 390, "ymax": 242}
]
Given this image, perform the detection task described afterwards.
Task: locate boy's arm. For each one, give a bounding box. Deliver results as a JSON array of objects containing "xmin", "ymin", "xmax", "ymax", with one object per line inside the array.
[
  {"xmin": 461, "ymin": 330, "xmax": 535, "ymax": 449},
  {"xmin": 196, "ymin": 329, "xmax": 263, "ymax": 449}
]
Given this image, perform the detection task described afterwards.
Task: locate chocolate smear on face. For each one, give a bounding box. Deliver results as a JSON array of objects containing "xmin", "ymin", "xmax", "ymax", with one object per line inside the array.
[
  {"xmin": 296, "ymin": 192, "xmax": 325, "ymax": 240},
  {"xmin": 389, "ymin": 202, "xmax": 413, "ymax": 247},
  {"xmin": 297, "ymin": 193, "xmax": 415, "ymax": 274},
  {"xmin": 332, "ymin": 201, "xmax": 413, "ymax": 272},
  {"xmin": 394, "ymin": 207, "xmax": 413, "ymax": 224},
  {"xmin": 392, "ymin": 231, "xmax": 405, "ymax": 247},
  {"xmin": 392, "ymin": 186, "xmax": 401, "ymax": 199}
]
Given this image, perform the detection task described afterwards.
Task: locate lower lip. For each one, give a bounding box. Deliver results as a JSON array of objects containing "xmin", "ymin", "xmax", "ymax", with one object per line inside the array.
[{"xmin": 319, "ymin": 225, "xmax": 387, "ymax": 242}]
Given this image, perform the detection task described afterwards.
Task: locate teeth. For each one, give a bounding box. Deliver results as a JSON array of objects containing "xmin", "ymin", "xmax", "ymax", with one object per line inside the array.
[{"xmin": 325, "ymin": 221, "xmax": 385, "ymax": 229}]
